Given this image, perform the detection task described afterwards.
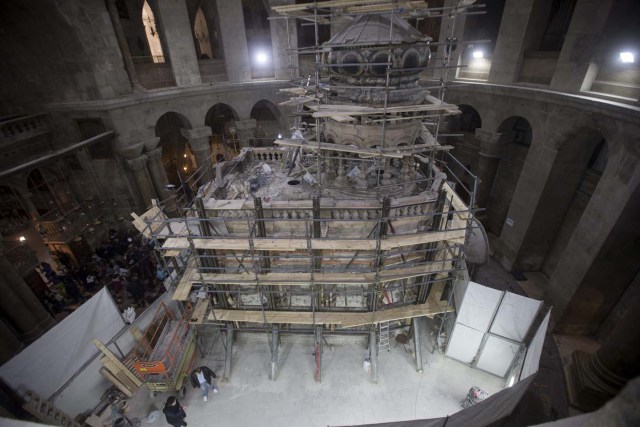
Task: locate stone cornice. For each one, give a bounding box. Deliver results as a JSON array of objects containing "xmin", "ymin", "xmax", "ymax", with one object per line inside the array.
[
  {"xmin": 146, "ymin": 146, "xmax": 163, "ymax": 161},
  {"xmin": 181, "ymin": 126, "xmax": 212, "ymax": 142}
]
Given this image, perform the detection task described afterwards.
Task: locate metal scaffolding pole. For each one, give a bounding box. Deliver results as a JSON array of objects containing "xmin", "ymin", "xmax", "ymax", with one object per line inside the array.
[
  {"xmin": 270, "ymin": 325, "xmax": 279, "ymax": 381},
  {"xmin": 223, "ymin": 323, "xmax": 234, "ymax": 381},
  {"xmin": 369, "ymin": 326, "xmax": 378, "ymax": 384},
  {"xmin": 413, "ymin": 316, "xmax": 423, "ymax": 372}
]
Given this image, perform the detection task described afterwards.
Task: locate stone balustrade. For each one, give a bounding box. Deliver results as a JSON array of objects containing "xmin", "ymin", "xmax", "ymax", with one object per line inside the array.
[{"xmin": 0, "ymin": 114, "xmax": 50, "ymax": 144}]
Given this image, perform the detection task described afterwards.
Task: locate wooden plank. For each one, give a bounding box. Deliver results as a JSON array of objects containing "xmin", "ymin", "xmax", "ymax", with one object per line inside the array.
[
  {"xmin": 208, "ymin": 292, "xmax": 451, "ymax": 327},
  {"xmin": 172, "ymin": 268, "xmax": 194, "ymax": 301},
  {"xmin": 274, "ymin": 139, "xmax": 403, "ymax": 159},
  {"xmin": 92, "ymin": 339, "xmax": 143, "ymax": 387},
  {"xmin": 311, "ymin": 103, "xmax": 460, "ymax": 118},
  {"xmin": 190, "ymin": 299, "xmax": 209, "ymax": 324},
  {"xmin": 381, "ymin": 229, "xmax": 466, "ymax": 249},
  {"xmin": 99, "ymin": 367, "xmax": 134, "ymax": 398},
  {"xmin": 161, "ymin": 237, "xmax": 190, "ymax": 250}
]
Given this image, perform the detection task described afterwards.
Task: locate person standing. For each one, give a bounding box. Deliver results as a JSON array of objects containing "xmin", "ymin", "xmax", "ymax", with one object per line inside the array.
[
  {"xmin": 189, "ymin": 366, "xmax": 218, "ymax": 402},
  {"xmin": 163, "ymin": 396, "xmax": 187, "ymax": 427}
]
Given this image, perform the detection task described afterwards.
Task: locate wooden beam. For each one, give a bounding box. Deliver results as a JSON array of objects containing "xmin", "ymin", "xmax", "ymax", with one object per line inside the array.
[
  {"xmin": 274, "ymin": 139, "xmax": 403, "ymax": 159},
  {"xmin": 311, "ymin": 103, "xmax": 460, "ymax": 118},
  {"xmin": 92, "ymin": 339, "xmax": 142, "ymax": 387}
]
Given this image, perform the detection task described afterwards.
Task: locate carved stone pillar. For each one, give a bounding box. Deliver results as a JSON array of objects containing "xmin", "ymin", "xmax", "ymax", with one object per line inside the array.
[
  {"xmin": 474, "ymin": 129, "xmax": 503, "ymax": 214},
  {"xmin": 127, "ymin": 155, "xmax": 157, "ymax": 211},
  {"xmin": 0, "ymin": 241, "xmax": 55, "ymax": 343},
  {"xmin": 234, "ymin": 120, "xmax": 257, "ymax": 148},
  {"xmin": 181, "ymin": 127, "xmax": 213, "ymax": 182},
  {"xmin": 146, "ymin": 145, "xmax": 170, "ymax": 199},
  {"xmin": 336, "ymin": 154, "xmax": 346, "ymax": 184}
]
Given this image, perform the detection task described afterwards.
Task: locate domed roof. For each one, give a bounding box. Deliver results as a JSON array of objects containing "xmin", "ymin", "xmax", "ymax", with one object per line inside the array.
[{"xmin": 325, "ymin": 13, "xmax": 430, "ymax": 47}]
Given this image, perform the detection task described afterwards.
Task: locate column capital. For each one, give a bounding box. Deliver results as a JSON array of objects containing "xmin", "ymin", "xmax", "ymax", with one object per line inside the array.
[
  {"xmin": 143, "ymin": 136, "xmax": 161, "ymax": 151},
  {"xmin": 234, "ymin": 119, "xmax": 257, "ymax": 131},
  {"xmin": 475, "ymin": 128, "xmax": 503, "ymax": 158},
  {"xmin": 180, "ymin": 126, "xmax": 212, "ymax": 141},
  {"xmin": 146, "ymin": 146, "xmax": 163, "ymax": 161},
  {"xmin": 127, "ymin": 155, "xmax": 149, "ymax": 171}
]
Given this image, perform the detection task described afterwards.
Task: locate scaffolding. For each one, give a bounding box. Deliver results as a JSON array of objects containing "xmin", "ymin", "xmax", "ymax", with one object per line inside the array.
[{"xmin": 132, "ymin": 0, "xmax": 482, "ymax": 382}]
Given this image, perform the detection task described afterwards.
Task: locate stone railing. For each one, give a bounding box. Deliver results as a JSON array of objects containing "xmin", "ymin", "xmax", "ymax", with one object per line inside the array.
[
  {"xmin": 253, "ymin": 148, "xmax": 286, "ymax": 162},
  {"xmin": 0, "ymin": 113, "xmax": 50, "ymax": 145}
]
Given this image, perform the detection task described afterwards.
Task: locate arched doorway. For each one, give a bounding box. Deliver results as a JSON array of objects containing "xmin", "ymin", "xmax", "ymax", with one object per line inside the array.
[
  {"xmin": 447, "ymin": 104, "xmax": 482, "ymax": 204},
  {"xmin": 193, "ymin": 7, "xmax": 213, "ymax": 59},
  {"xmin": 205, "ymin": 104, "xmax": 239, "ymax": 162},
  {"xmin": 142, "ymin": 0, "xmax": 165, "ymax": 62},
  {"xmin": 250, "ymin": 100, "xmax": 281, "ymax": 147},
  {"xmin": 154, "ymin": 112, "xmax": 193, "ymax": 187},
  {"xmin": 485, "ymin": 116, "xmax": 532, "ymax": 235},
  {"xmin": 533, "ymin": 130, "xmax": 608, "ymax": 276}
]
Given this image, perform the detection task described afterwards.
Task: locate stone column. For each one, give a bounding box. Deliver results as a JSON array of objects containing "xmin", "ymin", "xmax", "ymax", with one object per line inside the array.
[
  {"xmin": 0, "ymin": 242, "xmax": 55, "ymax": 342},
  {"xmin": 216, "ymin": 0, "xmax": 252, "ymax": 81},
  {"xmin": 550, "ymin": 0, "xmax": 614, "ymax": 93},
  {"xmin": 474, "ymin": 129, "xmax": 503, "ymax": 214},
  {"xmin": 18, "ymin": 190, "xmax": 40, "ymax": 221},
  {"xmin": 488, "ymin": 0, "xmax": 540, "ymax": 84},
  {"xmin": 146, "ymin": 146, "xmax": 170, "ymax": 199},
  {"xmin": 156, "ymin": 0, "xmax": 202, "ymax": 87},
  {"xmin": 127, "ymin": 155, "xmax": 157, "ymax": 211},
  {"xmin": 234, "ymin": 120, "xmax": 257, "ymax": 148},
  {"xmin": 432, "ymin": 0, "xmax": 467, "ymax": 81},
  {"xmin": 0, "ymin": 318, "xmax": 23, "ymax": 363},
  {"xmin": 105, "ymin": 0, "xmax": 142, "ymax": 91},
  {"xmin": 269, "ymin": 0, "xmax": 298, "ymax": 80},
  {"xmin": 566, "ymin": 270, "xmax": 640, "ymax": 411},
  {"xmin": 181, "ymin": 127, "xmax": 214, "ymax": 181}
]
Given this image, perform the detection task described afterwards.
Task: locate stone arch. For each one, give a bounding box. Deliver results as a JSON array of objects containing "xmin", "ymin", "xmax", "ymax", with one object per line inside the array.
[
  {"xmin": 154, "ymin": 112, "xmax": 194, "ymax": 186},
  {"xmin": 515, "ymin": 127, "xmax": 609, "ymax": 273},
  {"xmin": 450, "ymin": 104, "xmax": 482, "ymax": 133},
  {"xmin": 0, "ymin": 185, "xmax": 31, "ymax": 237},
  {"xmin": 193, "ymin": 7, "xmax": 213, "ymax": 59},
  {"xmin": 484, "ymin": 116, "xmax": 533, "ymax": 235},
  {"xmin": 250, "ymin": 100, "xmax": 282, "ymax": 146},
  {"xmin": 206, "ymin": 104, "xmax": 240, "ymax": 161}
]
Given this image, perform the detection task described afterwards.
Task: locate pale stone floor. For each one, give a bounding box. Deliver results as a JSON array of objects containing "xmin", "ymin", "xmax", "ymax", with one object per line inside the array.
[{"xmin": 125, "ymin": 317, "xmax": 505, "ymax": 427}]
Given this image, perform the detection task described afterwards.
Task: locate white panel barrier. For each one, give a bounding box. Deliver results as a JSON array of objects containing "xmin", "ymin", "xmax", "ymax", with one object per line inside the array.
[
  {"xmin": 455, "ymin": 282, "xmax": 502, "ymax": 332},
  {"xmin": 490, "ymin": 292, "xmax": 541, "ymax": 342},
  {"xmin": 445, "ymin": 323, "xmax": 485, "ymax": 364},
  {"xmin": 520, "ymin": 310, "xmax": 551, "ymax": 380},
  {"xmin": 475, "ymin": 335, "xmax": 520, "ymax": 377}
]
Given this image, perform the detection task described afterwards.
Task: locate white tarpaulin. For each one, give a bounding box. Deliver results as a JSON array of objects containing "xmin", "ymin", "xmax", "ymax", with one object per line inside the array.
[
  {"xmin": 520, "ymin": 310, "xmax": 551, "ymax": 380},
  {"xmin": 490, "ymin": 292, "xmax": 541, "ymax": 342},
  {"xmin": 445, "ymin": 323, "xmax": 485, "ymax": 364},
  {"xmin": 0, "ymin": 287, "xmax": 125, "ymax": 399}
]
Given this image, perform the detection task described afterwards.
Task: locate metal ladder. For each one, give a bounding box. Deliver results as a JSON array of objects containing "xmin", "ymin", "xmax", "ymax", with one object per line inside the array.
[
  {"xmin": 378, "ymin": 321, "xmax": 390, "ymax": 352},
  {"xmin": 22, "ymin": 389, "xmax": 83, "ymax": 427}
]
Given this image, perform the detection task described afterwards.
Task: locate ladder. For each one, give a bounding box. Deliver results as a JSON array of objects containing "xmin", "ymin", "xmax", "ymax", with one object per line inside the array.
[
  {"xmin": 378, "ymin": 321, "xmax": 390, "ymax": 352},
  {"xmin": 22, "ymin": 389, "xmax": 83, "ymax": 427}
]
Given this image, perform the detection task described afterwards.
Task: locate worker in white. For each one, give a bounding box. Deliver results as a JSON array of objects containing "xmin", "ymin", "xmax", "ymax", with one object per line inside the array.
[{"xmin": 189, "ymin": 366, "xmax": 218, "ymax": 402}]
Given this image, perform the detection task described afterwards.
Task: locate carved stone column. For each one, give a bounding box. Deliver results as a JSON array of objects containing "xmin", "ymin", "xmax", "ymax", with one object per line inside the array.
[
  {"xmin": 127, "ymin": 155, "xmax": 157, "ymax": 211},
  {"xmin": 474, "ymin": 129, "xmax": 503, "ymax": 214},
  {"xmin": 181, "ymin": 127, "xmax": 213, "ymax": 182},
  {"xmin": 146, "ymin": 145, "xmax": 170, "ymax": 199},
  {"xmin": 0, "ymin": 241, "xmax": 55, "ymax": 342},
  {"xmin": 234, "ymin": 120, "xmax": 257, "ymax": 148}
]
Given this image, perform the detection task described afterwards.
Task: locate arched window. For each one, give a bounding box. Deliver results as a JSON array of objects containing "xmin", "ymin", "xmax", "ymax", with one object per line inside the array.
[
  {"xmin": 194, "ymin": 8, "xmax": 213, "ymax": 59},
  {"xmin": 142, "ymin": 0, "xmax": 165, "ymax": 62}
]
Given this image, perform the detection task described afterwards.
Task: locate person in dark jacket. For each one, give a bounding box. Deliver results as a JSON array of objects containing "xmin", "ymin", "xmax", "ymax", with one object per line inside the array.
[
  {"xmin": 189, "ymin": 366, "xmax": 218, "ymax": 402},
  {"xmin": 163, "ymin": 396, "xmax": 187, "ymax": 427}
]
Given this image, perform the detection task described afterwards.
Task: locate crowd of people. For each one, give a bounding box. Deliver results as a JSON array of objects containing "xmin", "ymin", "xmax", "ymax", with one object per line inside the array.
[{"xmin": 39, "ymin": 229, "xmax": 168, "ymax": 318}]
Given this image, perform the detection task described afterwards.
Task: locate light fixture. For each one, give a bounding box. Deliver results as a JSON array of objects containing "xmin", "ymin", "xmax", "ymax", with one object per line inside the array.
[
  {"xmin": 183, "ymin": 154, "xmax": 187, "ymax": 158},
  {"xmin": 19, "ymin": 236, "xmax": 26, "ymax": 242},
  {"xmin": 183, "ymin": 166, "xmax": 188, "ymax": 171},
  {"xmin": 620, "ymin": 51, "xmax": 635, "ymax": 64},
  {"xmin": 256, "ymin": 51, "xmax": 268, "ymax": 65},
  {"xmin": 472, "ymin": 50, "xmax": 484, "ymax": 59},
  {"xmin": 278, "ymin": 134, "xmax": 282, "ymax": 139}
]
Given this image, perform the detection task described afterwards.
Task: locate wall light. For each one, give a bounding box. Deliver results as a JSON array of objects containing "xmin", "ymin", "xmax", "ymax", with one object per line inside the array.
[
  {"xmin": 256, "ymin": 51, "xmax": 269, "ymax": 65},
  {"xmin": 620, "ymin": 51, "xmax": 635, "ymax": 64},
  {"xmin": 277, "ymin": 134, "xmax": 282, "ymax": 139},
  {"xmin": 19, "ymin": 236, "xmax": 26, "ymax": 242},
  {"xmin": 472, "ymin": 50, "xmax": 484, "ymax": 59}
]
